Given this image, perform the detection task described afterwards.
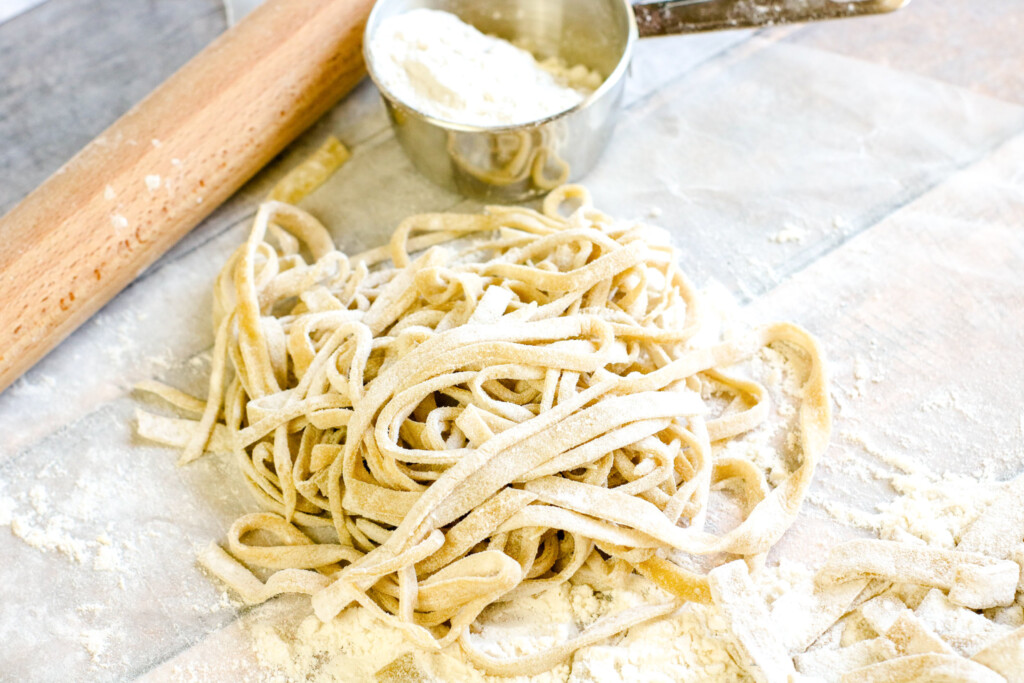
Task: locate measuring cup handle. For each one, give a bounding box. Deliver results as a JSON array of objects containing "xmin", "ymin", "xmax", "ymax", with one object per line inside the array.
[{"xmin": 633, "ymin": 0, "xmax": 910, "ymax": 38}]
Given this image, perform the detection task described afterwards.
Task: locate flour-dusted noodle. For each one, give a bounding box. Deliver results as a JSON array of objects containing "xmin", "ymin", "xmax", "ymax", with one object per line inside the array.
[
  {"xmin": 771, "ymin": 576, "xmax": 869, "ymax": 654},
  {"xmin": 842, "ymin": 653, "xmax": 1006, "ymax": 683},
  {"xmin": 884, "ymin": 611, "xmax": 956, "ymax": 657},
  {"xmin": 794, "ymin": 638, "xmax": 900, "ymax": 679},
  {"xmin": 268, "ymin": 136, "xmax": 350, "ymax": 204},
  {"xmin": 957, "ymin": 474, "xmax": 1024, "ymax": 561},
  {"xmin": 138, "ymin": 186, "xmax": 832, "ymax": 674},
  {"xmin": 709, "ymin": 560, "xmax": 797, "ymax": 683},
  {"xmin": 971, "ymin": 625, "xmax": 1024, "ymax": 681},
  {"xmin": 816, "ymin": 539, "xmax": 1019, "ymax": 609}
]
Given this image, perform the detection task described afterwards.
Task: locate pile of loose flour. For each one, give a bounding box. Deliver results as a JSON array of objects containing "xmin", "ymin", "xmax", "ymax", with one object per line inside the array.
[
  {"xmin": 368, "ymin": 9, "xmax": 602, "ymax": 126},
  {"xmin": 252, "ymin": 574, "xmax": 749, "ymax": 682}
]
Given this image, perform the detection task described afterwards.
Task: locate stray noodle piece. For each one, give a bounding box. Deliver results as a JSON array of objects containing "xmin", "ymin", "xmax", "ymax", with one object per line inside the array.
[
  {"xmin": 708, "ymin": 560, "xmax": 796, "ymax": 682},
  {"xmin": 970, "ymin": 625, "xmax": 1024, "ymax": 680},
  {"xmin": 268, "ymin": 135, "xmax": 350, "ymax": 204},
  {"xmin": 816, "ymin": 539, "xmax": 1019, "ymax": 610},
  {"xmin": 138, "ymin": 185, "xmax": 832, "ymax": 675},
  {"xmin": 956, "ymin": 474, "xmax": 1024, "ymax": 560},
  {"xmin": 841, "ymin": 653, "xmax": 1005, "ymax": 683},
  {"xmin": 776, "ymin": 486, "xmax": 1024, "ymax": 682}
]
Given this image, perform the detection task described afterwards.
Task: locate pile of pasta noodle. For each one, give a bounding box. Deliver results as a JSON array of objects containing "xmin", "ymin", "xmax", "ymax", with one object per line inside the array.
[{"xmin": 138, "ymin": 185, "xmax": 831, "ymax": 675}]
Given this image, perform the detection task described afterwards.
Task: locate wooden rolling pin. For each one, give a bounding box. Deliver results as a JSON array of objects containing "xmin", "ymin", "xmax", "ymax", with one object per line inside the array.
[{"xmin": 0, "ymin": 0, "xmax": 375, "ymax": 393}]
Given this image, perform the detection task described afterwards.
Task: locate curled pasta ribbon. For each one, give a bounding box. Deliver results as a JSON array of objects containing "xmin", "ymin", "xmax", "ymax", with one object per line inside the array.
[
  {"xmin": 138, "ymin": 185, "xmax": 833, "ymax": 674},
  {"xmin": 447, "ymin": 126, "xmax": 571, "ymax": 193}
]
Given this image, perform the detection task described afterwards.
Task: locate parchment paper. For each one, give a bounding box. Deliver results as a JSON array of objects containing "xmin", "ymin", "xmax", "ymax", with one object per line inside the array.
[{"xmin": 1, "ymin": 10, "xmax": 1023, "ymax": 682}]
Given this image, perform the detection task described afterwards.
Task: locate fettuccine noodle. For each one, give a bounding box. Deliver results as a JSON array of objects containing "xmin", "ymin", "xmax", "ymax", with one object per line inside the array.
[
  {"xmin": 448, "ymin": 126, "xmax": 570, "ymax": 195},
  {"xmin": 138, "ymin": 185, "xmax": 831, "ymax": 675}
]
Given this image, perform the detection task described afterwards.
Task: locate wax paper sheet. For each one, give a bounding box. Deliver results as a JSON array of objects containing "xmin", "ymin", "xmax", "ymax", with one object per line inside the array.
[
  {"xmin": 0, "ymin": 0, "xmax": 48, "ymax": 25},
  {"xmin": 2, "ymin": 10, "xmax": 1024, "ymax": 681}
]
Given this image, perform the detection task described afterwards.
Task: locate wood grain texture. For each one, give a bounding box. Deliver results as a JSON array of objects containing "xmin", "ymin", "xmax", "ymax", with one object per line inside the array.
[{"xmin": 0, "ymin": 0, "xmax": 374, "ymax": 394}]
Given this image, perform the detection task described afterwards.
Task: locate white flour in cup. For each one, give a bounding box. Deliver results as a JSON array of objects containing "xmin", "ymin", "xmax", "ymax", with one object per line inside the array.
[{"xmin": 368, "ymin": 9, "xmax": 602, "ymax": 127}]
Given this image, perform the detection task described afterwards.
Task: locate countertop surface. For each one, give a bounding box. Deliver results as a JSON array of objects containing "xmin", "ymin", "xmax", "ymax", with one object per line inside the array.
[{"xmin": 2, "ymin": 1, "xmax": 1024, "ymax": 680}]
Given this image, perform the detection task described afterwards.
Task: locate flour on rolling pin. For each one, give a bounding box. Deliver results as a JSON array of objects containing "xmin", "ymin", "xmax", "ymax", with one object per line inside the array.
[{"xmin": 368, "ymin": 9, "xmax": 603, "ymax": 126}]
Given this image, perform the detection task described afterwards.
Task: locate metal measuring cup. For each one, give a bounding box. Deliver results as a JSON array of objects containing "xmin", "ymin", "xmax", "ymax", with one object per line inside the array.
[{"xmin": 364, "ymin": 0, "xmax": 910, "ymax": 202}]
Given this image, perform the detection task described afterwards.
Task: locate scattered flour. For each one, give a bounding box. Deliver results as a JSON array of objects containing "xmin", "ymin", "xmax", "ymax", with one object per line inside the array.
[
  {"xmin": 10, "ymin": 513, "xmax": 92, "ymax": 563},
  {"xmin": 712, "ymin": 343, "xmax": 807, "ymax": 489},
  {"xmin": 28, "ymin": 485, "xmax": 48, "ymax": 514},
  {"xmin": 368, "ymin": 9, "xmax": 601, "ymax": 126},
  {"xmin": 565, "ymin": 604, "xmax": 742, "ymax": 683},
  {"xmin": 252, "ymin": 600, "xmax": 417, "ymax": 683},
  {"xmin": 93, "ymin": 543, "xmax": 121, "ymax": 572},
  {"xmin": 831, "ymin": 215, "xmax": 851, "ymax": 232},
  {"xmin": 812, "ymin": 424, "xmax": 1004, "ymax": 549},
  {"xmin": 819, "ymin": 465, "xmax": 1002, "ymax": 549},
  {"xmin": 252, "ymin": 575, "xmax": 748, "ymax": 683},
  {"xmin": 80, "ymin": 629, "xmax": 111, "ymax": 664},
  {"xmin": 769, "ymin": 224, "xmax": 809, "ymax": 244},
  {"xmin": 876, "ymin": 471, "xmax": 1001, "ymax": 547},
  {"xmin": 3, "ymin": 476, "xmax": 127, "ymax": 569},
  {"xmin": 0, "ymin": 495, "xmax": 13, "ymax": 526}
]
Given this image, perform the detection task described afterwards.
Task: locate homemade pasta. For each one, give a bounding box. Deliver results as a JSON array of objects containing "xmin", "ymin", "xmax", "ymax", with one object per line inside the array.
[
  {"xmin": 138, "ymin": 185, "xmax": 832, "ymax": 674},
  {"xmin": 448, "ymin": 126, "xmax": 570, "ymax": 195}
]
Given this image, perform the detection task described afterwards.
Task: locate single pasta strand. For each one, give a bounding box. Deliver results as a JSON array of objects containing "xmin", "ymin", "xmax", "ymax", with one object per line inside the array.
[{"xmin": 267, "ymin": 135, "xmax": 350, "ymax": 204}]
